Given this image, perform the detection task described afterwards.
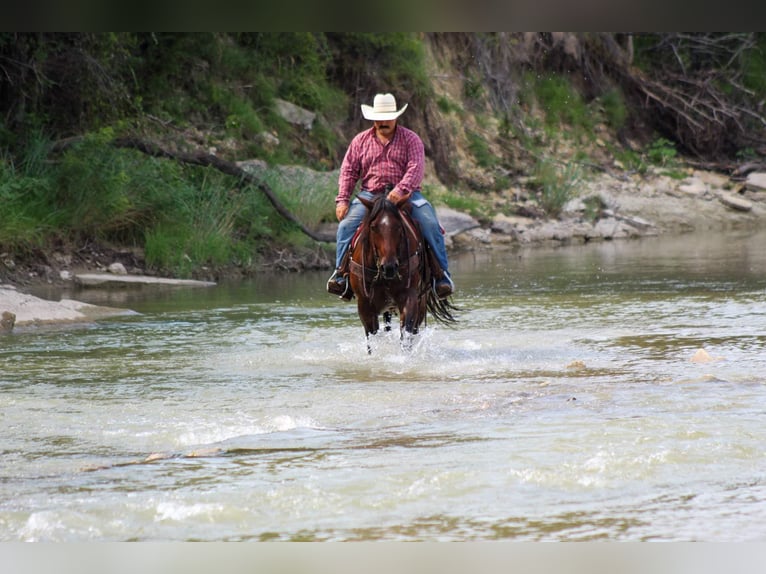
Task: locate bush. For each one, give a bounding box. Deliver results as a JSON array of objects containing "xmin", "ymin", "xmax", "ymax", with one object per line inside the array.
[{"xmin": 533, "ymin": 159, "xmax": 582, "ymax": 217}]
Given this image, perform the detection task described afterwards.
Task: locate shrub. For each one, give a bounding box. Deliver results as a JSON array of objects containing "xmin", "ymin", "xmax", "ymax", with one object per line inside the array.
[{"xmin": 533, "ymin": 159, "xmax": 582, "ymax": 217}]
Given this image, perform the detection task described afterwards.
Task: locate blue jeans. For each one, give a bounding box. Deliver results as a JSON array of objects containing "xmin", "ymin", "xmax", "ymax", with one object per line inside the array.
[{"xmin": 335, "ymin": 190, "xmax": 449, "ymax": 274}]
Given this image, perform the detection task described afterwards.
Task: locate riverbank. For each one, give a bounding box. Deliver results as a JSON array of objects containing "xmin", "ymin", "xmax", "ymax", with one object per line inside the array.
[{"xmin": 2, "ymin": 168, "xmax": 766, "ymax": 330}]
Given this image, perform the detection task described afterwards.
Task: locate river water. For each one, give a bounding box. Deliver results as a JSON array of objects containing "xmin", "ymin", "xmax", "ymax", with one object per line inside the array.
[{"xmin": 2, "ymin": 230, "xmax": 766, "ymax": 542}]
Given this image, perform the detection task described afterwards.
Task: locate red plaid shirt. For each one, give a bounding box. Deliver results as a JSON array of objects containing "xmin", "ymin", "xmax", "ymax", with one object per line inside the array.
[{"xmin": 336, "ymin": 125, "xmax": 425, "ymax": 205}]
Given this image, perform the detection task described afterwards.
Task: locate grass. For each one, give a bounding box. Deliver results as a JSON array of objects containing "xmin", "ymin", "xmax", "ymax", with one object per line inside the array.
[
  {"xmin": 532, "ymin": 158, "xmax": 583, "ymax": 217},
  {"xmin": 0, "ymin": 129, "xmax": 339, "ymax": 277},
  {"xmin": 0, "ymin": 134, "xmax": 58, "ymax": 251}
]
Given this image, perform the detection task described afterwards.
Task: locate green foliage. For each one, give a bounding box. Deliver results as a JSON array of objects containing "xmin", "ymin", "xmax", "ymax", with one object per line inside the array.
[
  {"xmin": 466, "ymin": 130, "xmax": 497, "ymax": 169},
  {"xmin": 0, "ymin": 161, "xmax": 55, "ymax": 250},
  {"xmin": 439, "ymin": 193, "xmax": 484, "ymax": 219},
  {"xmin": 143, "ymin": 177, "xmax": 257, "ymax": 276},
  {"xmin": 325, "ymin": 33, "xmax": 431, "ymax": 99},
  {"xmin": 463, "ymin": 73, "xmax": 485, "ymax": 103},
  {"xmin": 646, "ymin": 137, "xmax": 678, "ymax": 167},
  {"xmin": 741, "ymin": 34, "xmax": 766, "ymax": 98},
  {"xmin": 612, "ymin": 147, "xmax": 648, "ymax": 175},
  {"xmin": 736, "ymin": 147, "xmax": 758, "ymax": 161},
  {"xmin": 437, "ymin": 96, "xmax": 461, "ymax": 115},
  {"xmin": 534, "ymin": 75, "xmax": 592, "ymax": 131},
  {"xmin": 0, "ymin": 130, "xmax": 59, "ymax": 251},
  {"xmin": 600, "ymin": 88, "xmax": 627, "ymax": 130},
  {"xmin": 260, "ymin": 167, "xmax": 337, "ymax": 229},
  {"xmin": 532, "ymin": 159, "xmax": 582, "ymax": 217},
  {"xmin": 54, "ymin": 135, "xmax": 175, "ymax": 241}
]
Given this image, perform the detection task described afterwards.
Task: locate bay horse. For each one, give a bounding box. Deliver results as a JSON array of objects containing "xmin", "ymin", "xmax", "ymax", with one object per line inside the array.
[{"xmin": 348, "ymin": 194, "xmax": 456, "ymax": 353}]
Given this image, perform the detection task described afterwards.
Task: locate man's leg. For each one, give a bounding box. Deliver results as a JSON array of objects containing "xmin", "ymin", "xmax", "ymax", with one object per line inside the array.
[
  {"xmin": 327, "ymin": 193, "xmax": 372, "ymax": 295},
  {"xmin": 409, "ymin": 192, "xmax": 454, "ymax": 298}
]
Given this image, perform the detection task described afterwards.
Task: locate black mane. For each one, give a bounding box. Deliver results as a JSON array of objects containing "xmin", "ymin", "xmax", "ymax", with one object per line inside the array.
[{"xmin": 365, "ymin": 194, "xmax": 398, "ymax": 224}]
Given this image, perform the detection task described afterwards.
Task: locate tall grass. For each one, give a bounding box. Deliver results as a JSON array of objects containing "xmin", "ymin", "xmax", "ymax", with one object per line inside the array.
[
  {"xmin": 532, "ymin": 158, "xmax": 583, "ymax": 217},
  {"xmin": 1, "ymin": 131, "xmax": 337, "ymax": 276},
  {"xmin": 0, "ymin": 132, "xmax": 57, "ymax": 252}
]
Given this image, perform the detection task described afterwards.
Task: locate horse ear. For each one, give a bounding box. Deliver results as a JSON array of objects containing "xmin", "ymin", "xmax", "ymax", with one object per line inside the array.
[{"xmin": 359, "ymin": 196, "xmax": 374, "ymax": 210}]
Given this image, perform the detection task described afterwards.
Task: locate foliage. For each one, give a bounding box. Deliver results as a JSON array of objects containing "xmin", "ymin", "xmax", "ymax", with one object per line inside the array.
[
  {"xmin": 534, "ymin": 75, "xmax": 592, "ymax": 132},
  {"xmin": 646, "ymin": 137, "xmax": 678, "ymax": 167},
  {"xmin": 532, "ymin": 159, "xmax": 582, "ymax": 217},
  {"xmin": 325, "ymin": 33, "xmax": 431, "ymax": 101},
  {"xmin": 260, "ymin": 167, "xmax": 337, "ymax": 229},
  {"xmin": 466, "ymin": 130, "xmax": 497, "ymax": 169},
  {"xmin": 0, "ymin": 134, "xmax": 57, "ymax": 251},
  {"xmin": 600, "ymin": 88, "xmax": 627, "ymax": 131}
]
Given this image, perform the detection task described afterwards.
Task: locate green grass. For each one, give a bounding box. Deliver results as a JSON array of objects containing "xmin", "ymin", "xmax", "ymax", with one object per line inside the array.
[
  {"xmin": 535, "ymin": 75, "xmax": 592, "ymax": 132},
  {"xmin": 532, "ymin": 158, "xmax": 582, "ymax": 217}
]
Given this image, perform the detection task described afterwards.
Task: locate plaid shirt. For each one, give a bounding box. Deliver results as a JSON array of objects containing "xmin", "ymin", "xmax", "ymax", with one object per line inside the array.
[{"xmin": 336, "ymin": 125, "xmax": 425, "ymax": 205}]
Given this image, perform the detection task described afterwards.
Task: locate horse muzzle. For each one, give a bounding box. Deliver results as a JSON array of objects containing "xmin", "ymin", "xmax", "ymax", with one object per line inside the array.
[{"xmin": 379, "ymin": 261, "xmax": 400, "ymax": 280}]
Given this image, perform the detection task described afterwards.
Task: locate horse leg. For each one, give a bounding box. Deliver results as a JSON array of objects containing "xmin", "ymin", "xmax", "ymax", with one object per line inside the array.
[
  {"xmin": 398, "ymin": 294, "xmax": 421, "ymax": 351},
  {"xmin": 383, "ymin": 311, "xmax": 392, "ymax": 332},
  {"xmin": 357, "ymin": 301, "xmax": 380, "ymax": 354}
]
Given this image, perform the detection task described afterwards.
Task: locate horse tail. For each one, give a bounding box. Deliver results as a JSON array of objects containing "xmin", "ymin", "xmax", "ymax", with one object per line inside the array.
[{"xmin": 426, "ymin": 288, "xmax": 459, "ymax": 326}]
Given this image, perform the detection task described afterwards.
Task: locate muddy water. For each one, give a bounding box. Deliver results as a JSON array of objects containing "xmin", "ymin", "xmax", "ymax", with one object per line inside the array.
[{"xmin": 2, "ymin": 230, "xmax": 766, "ymax": 541}]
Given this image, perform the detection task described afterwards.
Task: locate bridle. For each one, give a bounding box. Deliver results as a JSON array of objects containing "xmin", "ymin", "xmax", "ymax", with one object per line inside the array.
[{"xmin": 350, "ymin": 200, "xmax": 421, "ymax": 298}]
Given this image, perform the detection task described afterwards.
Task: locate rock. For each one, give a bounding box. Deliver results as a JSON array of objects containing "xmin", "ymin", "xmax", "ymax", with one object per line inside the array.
[
  {"xmin": 256, "ymin": 131, "xmax": 280, "ymax": 150},
  {"xmin": 435, "ymin": 207, "xmax": 481, "ymax": 237},
  {"xmin": 745, "ymin": 172, "xmax": 766, "ymax": 192},
  {"xmin": 690, "ymin": 348, "xmax": 723, "ymax": 363},
  {"xmin": 108, "ymin": 262, "xmax": 128, "ymax": 275},
  {"xmin": 601, "ymin": 209, "xmax": 655, "ymax": 230},
  {"xmin": 0, "ymin": 285, "xmax": 133, "ymax": 326},
  {"xmin": 490, "ymin": 213, "xmax": 525, "ymax": 235},
  {"xmin": 1, "ymin": 310, "xmax": 15, "ymax": 333},
  {"xmin": 274, "ymin": 98, "xmax": 315, "ymax": 131},
  {"xmin": 718, "ymin": 192, "xmax": 752, "ymax": 212},
  {"xmin": 690, "ymin": 348, "xmax": 712, "ymax": 363},
  {"xmin": 74, "ymin": 273, "xmax": 216, "ymax": 288},
  {"xmin": 236, "ymin": 159, "xmax": 269, "ymax": 174},
  {"xmin": 678, "ymin": 179, "xmax": 707, "ymax": 196},
  {"xmin": 592, "ymin": 217, "xmax": 637, "ymax": 239}
]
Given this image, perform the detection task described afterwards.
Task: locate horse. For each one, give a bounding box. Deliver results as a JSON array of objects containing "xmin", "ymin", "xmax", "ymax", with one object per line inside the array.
[{"xmin": 347, "ymin": 194, "xmax": 456, "ymax": 353}]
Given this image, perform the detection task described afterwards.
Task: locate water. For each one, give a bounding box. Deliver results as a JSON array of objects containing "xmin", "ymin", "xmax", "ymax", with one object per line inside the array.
[{"xmin": 2, "ymin": 230, "xmax": 766, "ymax": 541}]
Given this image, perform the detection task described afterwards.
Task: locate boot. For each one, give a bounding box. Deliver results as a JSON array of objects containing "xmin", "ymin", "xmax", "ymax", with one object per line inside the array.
[
  {"xmin": 435, "ymin": 271, "xmax": 454, "ymax": 299},
  {"xmin": 326, "ymin": 270, "xmax": 348, "ymax": 296}
]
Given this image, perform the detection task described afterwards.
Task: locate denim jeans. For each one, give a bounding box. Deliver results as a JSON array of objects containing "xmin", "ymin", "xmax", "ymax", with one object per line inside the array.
[{"xmin": 335, "ymin": 190, "xmax": 449, "ymax": 273}]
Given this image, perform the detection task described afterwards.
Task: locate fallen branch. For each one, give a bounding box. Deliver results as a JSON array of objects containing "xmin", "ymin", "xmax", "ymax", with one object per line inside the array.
[{"xmin": 112, "ymin": 137, "xmax": 335, "ymax": 243}]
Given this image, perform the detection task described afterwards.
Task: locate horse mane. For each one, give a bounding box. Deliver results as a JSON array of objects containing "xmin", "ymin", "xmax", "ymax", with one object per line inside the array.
[{"xmin": 364, "ymin": 194, "xmax": 399, "ymax": 224}]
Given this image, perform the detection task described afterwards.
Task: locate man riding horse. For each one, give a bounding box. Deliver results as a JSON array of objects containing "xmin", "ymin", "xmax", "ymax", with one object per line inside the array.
[{"xmin": 327, "ymin": 93, "xmax": 454, "ymax": 300}]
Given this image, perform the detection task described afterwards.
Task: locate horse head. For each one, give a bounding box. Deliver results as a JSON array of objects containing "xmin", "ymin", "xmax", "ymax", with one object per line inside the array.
[{"xmin": 360, "ymin": 195, "xmax": 409, "ymax": 281}]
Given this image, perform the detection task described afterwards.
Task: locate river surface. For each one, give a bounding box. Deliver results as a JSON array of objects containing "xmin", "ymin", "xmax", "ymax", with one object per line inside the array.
[{"xmin": 2, "ymin": 230, "xmax": 766, "ymax": 541}]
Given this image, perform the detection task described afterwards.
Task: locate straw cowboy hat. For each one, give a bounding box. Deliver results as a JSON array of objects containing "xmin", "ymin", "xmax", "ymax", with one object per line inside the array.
[{"xmin": 361, "ymin": 93, "xmax": 408, "ymax": 121}]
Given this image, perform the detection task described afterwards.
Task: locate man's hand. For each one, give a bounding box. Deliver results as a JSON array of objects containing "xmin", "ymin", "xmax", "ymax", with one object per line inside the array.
[
  {"xmin": 336, "ymin": 202, "xmax": 349, "ymax": 221},
  {"xmin": 386, "ymin": 188, "xmax": 407, "ymax": 204}
]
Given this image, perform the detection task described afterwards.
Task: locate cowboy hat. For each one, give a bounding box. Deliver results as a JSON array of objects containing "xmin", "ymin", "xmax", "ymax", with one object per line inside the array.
[{"xmin": 360, "ymin": 93, "xmax": 408, "ymax": 121}]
